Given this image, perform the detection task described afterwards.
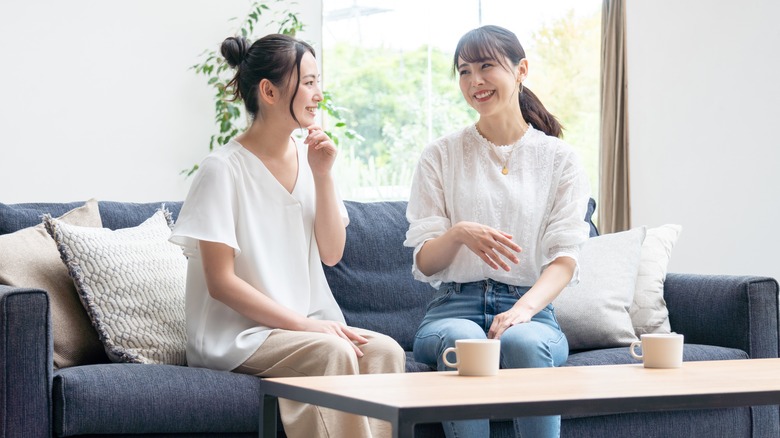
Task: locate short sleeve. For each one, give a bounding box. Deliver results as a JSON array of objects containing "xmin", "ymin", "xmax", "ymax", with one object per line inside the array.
[
  {"xmin": 540, "ymin": 148, "xmax": 592, "ymax": 285},
  {"xmin": 169, "ymin": 156, "xmax": 240, "ymax": 257},
  {"xmin": 404, "ymin": 145, "xmax": 452, "ymax": 284}
]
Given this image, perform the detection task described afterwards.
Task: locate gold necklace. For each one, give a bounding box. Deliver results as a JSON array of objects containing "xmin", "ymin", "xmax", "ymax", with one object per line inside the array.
[
  {"xmin": 477, "ymin": 124, "xmax": 528, "ymax": 175},
  {"xmin": 488, "ymin": 144, "xmax": 514, "ymax": 175}
]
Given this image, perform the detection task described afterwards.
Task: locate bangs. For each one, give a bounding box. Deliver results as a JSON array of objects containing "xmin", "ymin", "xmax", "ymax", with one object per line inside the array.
[{"xmin": 453, "ymin": 25, "xmax": 525, "ymax": 74}]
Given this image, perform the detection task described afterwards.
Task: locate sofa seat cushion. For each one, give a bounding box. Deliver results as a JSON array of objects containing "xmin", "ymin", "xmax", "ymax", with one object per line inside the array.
[
  {"xmin": 564, "ymin": 343, "xmax": 748, "ymax": 367},
  {"xmin": 53, "ymin": 364, "xmax": 261, "ymax": 436},
  {"xmin": 405, "ymin": 351, "xmax": 435, "ymax": 372}
]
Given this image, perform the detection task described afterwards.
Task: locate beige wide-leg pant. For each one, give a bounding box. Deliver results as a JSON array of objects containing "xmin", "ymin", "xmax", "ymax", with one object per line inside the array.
[{"xmin": 234, "ymin": 327, "xmax": 406, "ymax": 438}]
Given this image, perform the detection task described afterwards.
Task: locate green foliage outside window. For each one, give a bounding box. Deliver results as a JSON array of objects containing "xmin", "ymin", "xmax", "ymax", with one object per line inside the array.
[{"xmin": 325, "ymin": 8, "xmax": 601, "ymax": 201}]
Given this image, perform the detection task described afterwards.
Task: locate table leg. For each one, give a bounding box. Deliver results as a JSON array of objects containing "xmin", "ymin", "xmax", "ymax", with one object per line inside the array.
[
  {"xmin": 393, "ymin": 418, "xmax": 416, "ymax": 438},
  {"xmin": 259, "ymin": 393, "xmax": 278, "ymax": 438}
]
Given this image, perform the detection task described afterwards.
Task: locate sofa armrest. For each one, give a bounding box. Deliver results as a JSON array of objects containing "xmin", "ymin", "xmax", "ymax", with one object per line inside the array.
[
  {"xmin": 0, "ymin": 285, "xmax": 52, "ymax": 438},
  {"xmin": 664, "ymin": 273, "xmax": 779, "ymax": 359}
]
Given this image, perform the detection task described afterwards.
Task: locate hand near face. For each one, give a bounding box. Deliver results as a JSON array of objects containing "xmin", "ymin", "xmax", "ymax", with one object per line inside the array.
[
  {"xmin": 455, "ymin": 221, "xmax": 522, "ymax": 271},
  {"xmin": 304, "ymin": 124, "xmax": 337, "ymax": 177}
]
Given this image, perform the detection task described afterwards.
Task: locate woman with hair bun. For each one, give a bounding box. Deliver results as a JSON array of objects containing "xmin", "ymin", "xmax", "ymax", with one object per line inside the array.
[
  {"xmin": 171, "ymin": 34, "xmax": 405, "ymax": 438},
  {"xmin": 405, "ymin": 25, "xmax": 591, "ymax": 437}
]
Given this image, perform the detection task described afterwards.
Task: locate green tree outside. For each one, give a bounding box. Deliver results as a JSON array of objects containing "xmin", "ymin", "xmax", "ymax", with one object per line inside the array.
[{"xmin": 324, "ymin": 9, "xmax": 600, "ymax": 201}]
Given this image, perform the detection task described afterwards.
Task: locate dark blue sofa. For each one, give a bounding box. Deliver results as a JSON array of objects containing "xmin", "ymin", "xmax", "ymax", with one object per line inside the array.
[{"xmin": 1, "ymin": 200, "xmax": 778, "ymax": 437}]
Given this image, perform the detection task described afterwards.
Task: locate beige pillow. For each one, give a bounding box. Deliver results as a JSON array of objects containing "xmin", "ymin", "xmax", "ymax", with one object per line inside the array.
[
  {"xmin": 45, "ymin": 209, "xmax": 187, "ymax": 365},
  {"xmin": 0, "ymin": 200, "xmax": 107, "ymax": 368},
  {"xmin": 554, "ymin": 226, "xmax": 646, "ymax": 350},
  {"xmin": 630, "ymin": 224, "xmax": 682, "ymax": 335}
]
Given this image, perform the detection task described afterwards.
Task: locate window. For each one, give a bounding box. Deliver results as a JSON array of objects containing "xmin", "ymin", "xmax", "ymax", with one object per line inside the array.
[{"xmin": 322, "ymin": 0, "xmax": 601, "ymax": 202}]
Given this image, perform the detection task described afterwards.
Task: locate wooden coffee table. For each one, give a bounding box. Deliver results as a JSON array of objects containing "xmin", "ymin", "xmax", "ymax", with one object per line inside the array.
[{"xmin": 258, "ymin": 358, "xmax": 780, "ymax": 438}]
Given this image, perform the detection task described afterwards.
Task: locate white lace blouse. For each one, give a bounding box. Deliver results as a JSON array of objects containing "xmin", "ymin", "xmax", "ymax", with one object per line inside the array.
[{"xmin": 404, "ymin": 124, "xmax": 591, "ymax": 289}]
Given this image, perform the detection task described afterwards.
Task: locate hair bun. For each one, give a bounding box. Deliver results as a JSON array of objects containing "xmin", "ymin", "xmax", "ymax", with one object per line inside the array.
[{"xmin": 221, "ymin": 36, "xmax": 250, "ymax": 68}]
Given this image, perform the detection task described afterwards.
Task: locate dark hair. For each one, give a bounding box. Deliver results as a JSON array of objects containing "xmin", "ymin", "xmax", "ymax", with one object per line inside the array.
[
  {"xmin": 453, "ymin": 25, "xmax": 563, "ymax": 138},
  {"xmin": 221, "ymin": 34, "xmax": 315, "ymax": 124}
]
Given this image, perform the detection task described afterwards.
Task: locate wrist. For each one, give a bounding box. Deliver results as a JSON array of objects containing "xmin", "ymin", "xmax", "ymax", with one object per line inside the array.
[
  {"xmin": 450, "ymin": 222, "xmax": 466, "ymax": 245},
  {"xmin": 514, "ymin": 297, "xmax": 538, "ymax": 315},
  {"xmin": 312, "ymin": 171, "xmax": 334, "ymax": 185},
  {"xmin": 288, "ymin": 315, "xmax": 310, "ymax": 332}
]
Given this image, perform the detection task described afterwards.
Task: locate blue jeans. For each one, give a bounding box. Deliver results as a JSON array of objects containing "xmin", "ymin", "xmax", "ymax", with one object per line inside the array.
[{"xmin": 414, "ymin": 279, "xmax": 569, "ymax": 438}]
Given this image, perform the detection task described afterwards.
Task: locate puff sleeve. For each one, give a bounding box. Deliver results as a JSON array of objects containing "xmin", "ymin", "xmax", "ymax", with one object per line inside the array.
[
  {"xmin": 539, "ymin": 147, "xmax": 592, "ymax": 285},
  {"xmin": 404, "ymin": 144, "xmax": 451, "ymax": 284}
]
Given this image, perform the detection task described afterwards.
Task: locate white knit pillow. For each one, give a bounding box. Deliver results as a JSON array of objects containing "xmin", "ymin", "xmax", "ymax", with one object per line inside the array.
[
  {"xmin": 44, "ymin": 209, "xmax": 187, "ymax": 365},
  {"xmin": 630, "ymin": 224, "xmax": 683, "ymax": 335}
]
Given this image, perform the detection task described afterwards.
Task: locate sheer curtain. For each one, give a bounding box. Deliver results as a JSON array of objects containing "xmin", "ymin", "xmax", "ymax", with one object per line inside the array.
[{"xmin": 598, "ymin": 0, "xmax": 630, "ymax": 234}]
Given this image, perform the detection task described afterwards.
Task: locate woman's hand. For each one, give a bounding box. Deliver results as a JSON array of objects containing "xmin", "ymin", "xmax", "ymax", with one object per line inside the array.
[
  {"xmin": 455, "ymin": 221, "xmax": 522, "ymax": 271},
  {"xmin": 488, "ymin": 302, "xmax": 535, "ymax": 339},
  {"xmin": 298, "ymin": 318, "xmax": 368, "ymax": 357},
  {"xmin": 487, "ymin": 257, "xmax": 577, "ymax": 339},
  {"xmin": 304, "ymin": 125, "xmax": 337, "ymax": 177}
]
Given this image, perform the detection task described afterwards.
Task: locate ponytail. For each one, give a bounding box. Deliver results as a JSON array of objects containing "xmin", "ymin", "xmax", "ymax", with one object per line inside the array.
[{"xmin": 520, "ymin": 86, "xmax": 563, "ymax": 138}]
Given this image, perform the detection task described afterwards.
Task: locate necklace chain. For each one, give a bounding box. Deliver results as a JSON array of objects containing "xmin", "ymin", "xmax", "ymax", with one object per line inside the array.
[{"xmin": 476, "ymin": 123, "xmax": 528, "ymax": 175}]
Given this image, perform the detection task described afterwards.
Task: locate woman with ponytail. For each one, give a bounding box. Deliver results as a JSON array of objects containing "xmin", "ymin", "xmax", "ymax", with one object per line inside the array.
[
  {"xmin": 170, "ymin": 34, "xmax": 405, "ymax": 438},
  {"xmin": 405, "ymin": 25, "xmax": 591, "ymax": 437}
]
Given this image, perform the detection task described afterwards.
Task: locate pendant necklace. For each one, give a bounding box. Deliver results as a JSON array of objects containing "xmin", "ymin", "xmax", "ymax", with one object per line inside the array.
[{"xmin": 478, "ymin": 123, "xmax": 528, "ymax": 175}]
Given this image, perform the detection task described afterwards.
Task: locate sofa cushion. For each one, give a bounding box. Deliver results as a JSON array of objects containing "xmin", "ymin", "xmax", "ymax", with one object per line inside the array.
[
  {"xmin": 0, "ymin": 200, "xmax": 109, "ymax": 368},
  {"xmin": 555, "ymin": 227, "xmax": 646, "ymax": 350},
  {"xmin": 98, "ymin": 201, "xmax": 183, "ymax": 230},
  {"xmin": 53, "ymin": 364, "xmax": 261, "ymax": 436},
  {"xmin": 0, "ymin": 201, "xmax": 183, "ymax": 235},
  {"xmin": 44, "ymin": 209, "xmax": 187, "ymax": 365},
  {"xmin": 630, "ymin": 224, "xmax": 682, "ymax": 335},
  {"xmin": 0, "ymin": 201, "xmax": 85, "ymax": 235},
  {"xmin": 564, "ymin": 343, "xmax": 748, "ymax": 366},
  {"xmin": 324, "ymin": 201, "xmax": 433, "ymax": 351}
]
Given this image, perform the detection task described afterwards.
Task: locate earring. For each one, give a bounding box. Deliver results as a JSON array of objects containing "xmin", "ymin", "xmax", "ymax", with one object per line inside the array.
[{"xmin": 519, "ymin": 82, "xmax": 524, "ymax": 95}]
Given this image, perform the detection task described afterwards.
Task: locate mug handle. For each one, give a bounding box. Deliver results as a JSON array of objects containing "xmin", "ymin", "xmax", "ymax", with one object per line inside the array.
[
  {"xmin": 629, "ymin": 340, "xmax": 643, "ymax": 360},
  {"xmin": 442, "ymin": 347, "xmax": 459, "ymax": 368}
]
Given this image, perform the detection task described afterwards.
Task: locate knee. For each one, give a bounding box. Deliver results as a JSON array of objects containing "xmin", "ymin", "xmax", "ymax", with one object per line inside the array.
[
  {"xmin": 361, "ymin": 334, "xmax": 406, "ymax": 373},
  {"xmin": 432, "ymin": 319, "xmax": 486, "ymax": 348},
  {"xmin": 312, "ymin": 336, "xmax": 361, "ymax": 375},
  {"xmin": 500, "ymin": 328, "xmax": 563, "ymax": 369},
  {"xmin": 414, "ymin": 319, "xmax": 486, "ymax": 370},
  {"xmin": 359, "ymin": 334, "xmax": 406, "ymax": 366}
]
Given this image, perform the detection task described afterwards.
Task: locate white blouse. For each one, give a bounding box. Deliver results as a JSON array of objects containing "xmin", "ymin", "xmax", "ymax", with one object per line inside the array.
[
  {"xmin": 170, "ymin": 139, "xmax": 348, "ymax": 371},
  {"xmin": 404, "ymin": 125, "xmax": 591, "ymax": 289}
]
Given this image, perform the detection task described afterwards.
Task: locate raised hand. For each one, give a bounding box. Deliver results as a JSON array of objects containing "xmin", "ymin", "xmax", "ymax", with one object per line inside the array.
[
  {"xmin": 455, "ymin": 221, "xmax": 522, "ymax": 271},
  {"xmin": 303, "ymin": 124, "xmax": 337, "ymax": 177}
]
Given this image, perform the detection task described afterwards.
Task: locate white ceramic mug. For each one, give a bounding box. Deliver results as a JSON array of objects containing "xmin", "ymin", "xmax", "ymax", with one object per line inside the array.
[
  {"xmin": 629, "ymin": 333, "xmax": 684, "ymax": 368},
  {"xmin": 441, "ymin": 339, "xmax": 500, "ymax": 376}
]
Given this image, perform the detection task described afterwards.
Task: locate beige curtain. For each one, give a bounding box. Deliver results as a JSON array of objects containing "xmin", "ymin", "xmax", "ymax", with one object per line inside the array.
[{"xmin": 598, "ymin": 0, "xmax": 631, "ymax": 234}]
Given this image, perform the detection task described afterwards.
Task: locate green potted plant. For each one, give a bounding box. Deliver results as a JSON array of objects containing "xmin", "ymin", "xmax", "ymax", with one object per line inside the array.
[{"xmin": 184, "ymin": 0, "xmax": 360, "ymax": 177}]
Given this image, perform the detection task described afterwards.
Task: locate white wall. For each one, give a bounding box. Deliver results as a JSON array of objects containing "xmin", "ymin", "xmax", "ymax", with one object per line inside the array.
[
  {"xmin": 0, "ymin": 0, "xmax": 321, "ymax": 203},
  {"xmin": 626, "ymin": 0, "xmax": 780, "ymax": 281}
]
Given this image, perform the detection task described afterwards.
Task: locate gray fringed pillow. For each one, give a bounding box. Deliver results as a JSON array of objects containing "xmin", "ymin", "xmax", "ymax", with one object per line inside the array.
[{"xmin": 44, "ymin": 208, "xmax": 187, "ymax": 365}]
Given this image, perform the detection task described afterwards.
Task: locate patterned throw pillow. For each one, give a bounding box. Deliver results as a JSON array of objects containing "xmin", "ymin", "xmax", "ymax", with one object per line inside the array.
[{"xmin": 44, "ymin": 209, "xmax": 187, "ymax": 365}]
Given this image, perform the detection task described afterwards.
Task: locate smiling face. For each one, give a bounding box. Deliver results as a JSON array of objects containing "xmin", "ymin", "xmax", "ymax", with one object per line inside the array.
[
  {"xmin": 289, "ymin": 51, "xmax": 322, "ymax": 128},
  {"xmin": 457, "ymin": 55, "xmax": 526, "ymax": 118}
]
